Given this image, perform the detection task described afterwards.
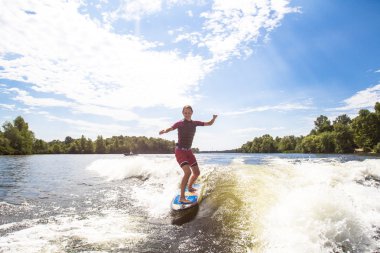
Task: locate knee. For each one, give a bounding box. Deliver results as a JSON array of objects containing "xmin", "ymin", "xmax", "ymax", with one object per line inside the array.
[
  {"xmin": 192, "ymin": 166, "xmax": 200, "ymax": 177},
  {"xmin": 184, "ymin": 170, "xmax": 191, "ymax": 177},
  {"xmin": 182, "ymin": 166, "xmax": 191, "ymax": 177}
]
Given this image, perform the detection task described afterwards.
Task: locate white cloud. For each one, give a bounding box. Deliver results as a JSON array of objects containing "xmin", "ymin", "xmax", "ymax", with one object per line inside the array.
[
  {"xmin": 329, "ymin": 84, "xmax": 380, "ymax": 111},
  {"xmin": 0, "ymin": 0, "xmax": 297, "ymax": 112},
  {"xmin": 174, "ymin": 32, "xmax": 202, "ymax": 45},
  {"xmin": 44, "ymin": 114, "xmax": 130, "ymax": 138},
  {"xmin": 271, "ymin": 126, "xmax": 285, "ymax": 131},
  {"xmin": 223, "ymin": 102, "xmax": 312, "ymax": 116},
  {"xmin": 233, "ymin": 127, "xmax": 265, "ymax": 134},
  {"xmin": 0, "ymin": 0, "xmax": 208, "ymax": 112},
  {"xmin": 166, "ymin": 0, "xmax": 207, "ymax": 7},
  {"xmin": 176, "ymin": 0, "xmax": 299, "ymax": 63},
  {"xmin": 0, "ymin": 0, "xmax": 298, "ymax": 141},
  {"xmin": 5, "ymin": 87, "xmax": 168, "ymax": 127},
  {"xmin": 232, "ymin": 126, "xmax": 285, "ymax": 136},
  {"xmin": 0, "ymin": 103, "xmax": 16, "ymax": 110},
  {"xmin": 106, "ymin": 0, "xmax": 162, "ymax": 22},
  {"xmin": 71, "ymin": 104, "xmax": 139, "ymax": 122},
  {"xmin": 102, "ymin": 0, "xmax": 206, "ymax": 24},
  {"xmin": 9, "ymin": 88, "xmax": 73, "ymax": 107}
]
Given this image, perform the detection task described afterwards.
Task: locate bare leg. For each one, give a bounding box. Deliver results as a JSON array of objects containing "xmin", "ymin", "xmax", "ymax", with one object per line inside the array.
[
  {"xmin": 188, "ymin": 165, "xmax": 200, "ymax": 191},
  {"xmin": 179, "ymin": 164, "xmax": 192, "ymax": 203}
]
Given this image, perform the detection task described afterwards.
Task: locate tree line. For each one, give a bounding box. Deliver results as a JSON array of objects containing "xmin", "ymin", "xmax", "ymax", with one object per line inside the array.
[
  {"xmin": 240, "ymin": 102, "xmax": 380, "ymax": 154},
  {"xmin": 0, "ymin": 116, "xmax": 175, "ymax": 155},
  {"xmin": 1, "ymin": 102, "xmax": 379, "ymax": 155}
]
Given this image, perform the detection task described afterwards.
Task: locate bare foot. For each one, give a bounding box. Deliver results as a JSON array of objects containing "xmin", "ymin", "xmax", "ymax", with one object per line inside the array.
[
  {"xmin": 188, "ymin": 186, "xmax": 197, "ymax": 192},
  {"xmin": 179, "ymin": 198, "xmax": 193, "ymax": 204}
]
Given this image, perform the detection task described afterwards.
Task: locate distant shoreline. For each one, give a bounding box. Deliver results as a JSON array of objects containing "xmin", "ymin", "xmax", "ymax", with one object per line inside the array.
[
  {"xmin": 2, "ymin": 152, "xmax": 379, "ymax": 158},
  {"xmin": 199, "ymin": 150, "xmax": 380, "ymax": 157},
  {"xmin": 2, "ymin": 103, "xmax": 380, "ymax": 156}
]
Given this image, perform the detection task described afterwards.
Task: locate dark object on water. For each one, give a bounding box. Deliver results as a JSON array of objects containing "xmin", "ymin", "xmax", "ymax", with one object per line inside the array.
[{"xmin": 124, "ymin": 152, "xmax": 137, "ymax": 156}]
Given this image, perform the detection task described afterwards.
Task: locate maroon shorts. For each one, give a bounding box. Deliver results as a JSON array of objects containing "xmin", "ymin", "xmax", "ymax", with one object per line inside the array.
[{"xmin": 175, "ymin": 148, "xmax": 198, "ymax": 167}]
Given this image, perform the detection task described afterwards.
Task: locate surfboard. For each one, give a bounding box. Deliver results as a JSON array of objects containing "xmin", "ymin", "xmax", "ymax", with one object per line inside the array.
[{"xmin": 171, "ymin": 183, "xmax": 203, "ymax": 211}]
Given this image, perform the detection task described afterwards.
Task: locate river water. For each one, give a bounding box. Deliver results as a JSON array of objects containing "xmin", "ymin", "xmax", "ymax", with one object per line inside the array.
[{"xmin": 0, "ymin": 153, "xmax": 379, "ymax": 253}]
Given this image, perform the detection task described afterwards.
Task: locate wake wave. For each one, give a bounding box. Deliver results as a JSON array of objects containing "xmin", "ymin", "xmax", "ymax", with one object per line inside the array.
[
  {"xmin": 86, "ymin": 156, "xmax": 179, "ymax": 181},
  {"xmin": 257, "ymin": 158, "xmax": 380, "ymax": 253},
  {"xmin": 0, "ymin": 211, "xmax": 146, "ymax": 253},
  {"xmin": 86, "ymin": 155, "xmax": 220, "ymax": 219},
  {"xmin": 1, "ymin": 154, "xmax": 379, "ymax": 252}
]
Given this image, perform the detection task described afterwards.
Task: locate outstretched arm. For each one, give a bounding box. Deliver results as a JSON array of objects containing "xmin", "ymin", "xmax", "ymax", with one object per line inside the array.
[
  {"xmin": 204, "ymin": 115, "xmax": 218, "ymax": 126},
  {"xmin": 159, "ymin": 127, "xmax": 174, "ymax": 135}
]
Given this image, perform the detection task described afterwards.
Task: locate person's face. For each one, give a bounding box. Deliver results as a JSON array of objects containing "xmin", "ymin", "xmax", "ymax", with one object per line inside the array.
[{"xmin": 182, "ymin": 108, "xmax": 193, "ymax": 120}]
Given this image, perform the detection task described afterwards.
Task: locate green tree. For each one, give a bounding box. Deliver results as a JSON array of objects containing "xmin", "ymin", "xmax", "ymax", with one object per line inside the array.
[
  {"xmin": 48, "ymin": 140, "xmax": 64, "ymax": 154},
  {"xmin": 314, "ymin": 115, "xmax": 333, "ymax": 134},
  {"xmin": 260, "ymin": 134, "xmax": 276, "ymax": 153},
  {"xmin": 3, "ymin": 122, "xmax": 22, "ymax": 153},
  {"xmin": 0, "ymin": 116, "xmax": 191, "ymax": 155},
  {"xmin": 68, "ymin": 141, "xmax": 80, "ymax": 154},
  {"xmin": 80, "ymin": 135, "xmax": 87, "ymax": 153},
  {"xmin": 95, "ymin": 136, "xmax": 106, "ymax": 154},
  {"xmin": 319, "ymin": 132, "xmax": 335, "ymax": 153},
  {"xmin": 241, "ymin": 141, "xmax": 252, "ymax": 153},
  {"xmin": 0, "ymin": 131, "xmax": 13, "ymax": 154},
  {"xmin": 64, "ymin": 136, "xmax": 74, "ymax": 145},
  {"xmin": 109, "ymin": 137, "xmax": 120, "ymax": 153},
  {"xmin": 84, "ymin": 138, "xmax": 94, "ymax": 154},
  {"xmin": 242, "ymin": 135, "xmax": 277, "ymax": 153},
  {"xmin": 2, "ymin": 116, "xmax": 35, "ymax": 154},
  {"xmin": 300, "ymin": 135, "xmax": 321, "ymax": 153},
  {"xmin": 374, "ymin": 142, "xmax": 380, "ymax": 153},
  {"xmin": 375, "ymin": 102, "xmax": 380, "ymax": 143},
  {"xmin": 33, "ymin": 139, "xmax": 49, "ymax": 154},
  {"xmin": 375, "ymin": 102, "xmax": 380, "ymax": 115},
  {"xmin": 294, "ymin": 136, "xmax": 304, "ymax": 153},
  {"xmin": 351, "ymin": 109, "xmax": 379, "ymax": 151},
  {"xmin": 309, "ymin": 129, "xmax": 317, "ymax": 135},
  {"xmin": 250, "ymin": 137, "xmax": 261, "ymax": 153},
  {"xmin": 278, "ymin": 135, "xmax": 297, "ymax": 152},
  {"xmin": 333, "ymin": 114, "xmax": 352, "ymax": 126},
  {"xmin": 52, "ymin": 143, "xmax": 63, "ymax": 154},
  {"xmin": 238, "ymin": 103, "xmax": 379, "ymax": 154},
  {"xmin": 333, "ymin": 122, "xmax": 354, "ymax": 153}
]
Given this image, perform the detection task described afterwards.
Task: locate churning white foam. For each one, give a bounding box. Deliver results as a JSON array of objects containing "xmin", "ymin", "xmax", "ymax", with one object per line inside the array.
[
  {"xmin": 259, "ymin": 158, "xmax": 380, "ymax": 253},
  {"xmin": 86, "ymin": 156, "xmax": 185, "ymax": 218},
  {"xmin": 0, "ymin": 210, "xmax": 146, "ymax": 253},
  {"xmin": 86, "ymin": 156, "xmax": 179, "ymax": 181}
]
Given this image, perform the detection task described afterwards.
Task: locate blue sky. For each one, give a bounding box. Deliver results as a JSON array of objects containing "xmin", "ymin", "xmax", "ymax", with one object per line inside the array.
[{"xmin": 0, "ymin": 0, "xmax": 379, "ymax": 151}]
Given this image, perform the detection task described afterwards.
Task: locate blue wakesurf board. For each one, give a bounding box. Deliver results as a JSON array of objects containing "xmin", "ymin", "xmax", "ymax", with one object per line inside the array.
[{"xmin": 171, "ymin": 183, "xmax": 203, "ymax": 211}]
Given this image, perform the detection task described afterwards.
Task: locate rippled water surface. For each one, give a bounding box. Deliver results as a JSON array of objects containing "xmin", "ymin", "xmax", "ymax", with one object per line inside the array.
[{"xmin": 1, "ymin": 154, "xmax": 380, "ymax": 252}]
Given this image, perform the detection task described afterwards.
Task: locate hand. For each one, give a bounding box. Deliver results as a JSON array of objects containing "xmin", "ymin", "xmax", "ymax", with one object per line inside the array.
[
  {"xmin": 213, "ymin": 115, "xmax": 218, "ymax": 119},
  {"xmin": 159, "ymin": 130, "xmax": 165, "ymax": 135}
]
